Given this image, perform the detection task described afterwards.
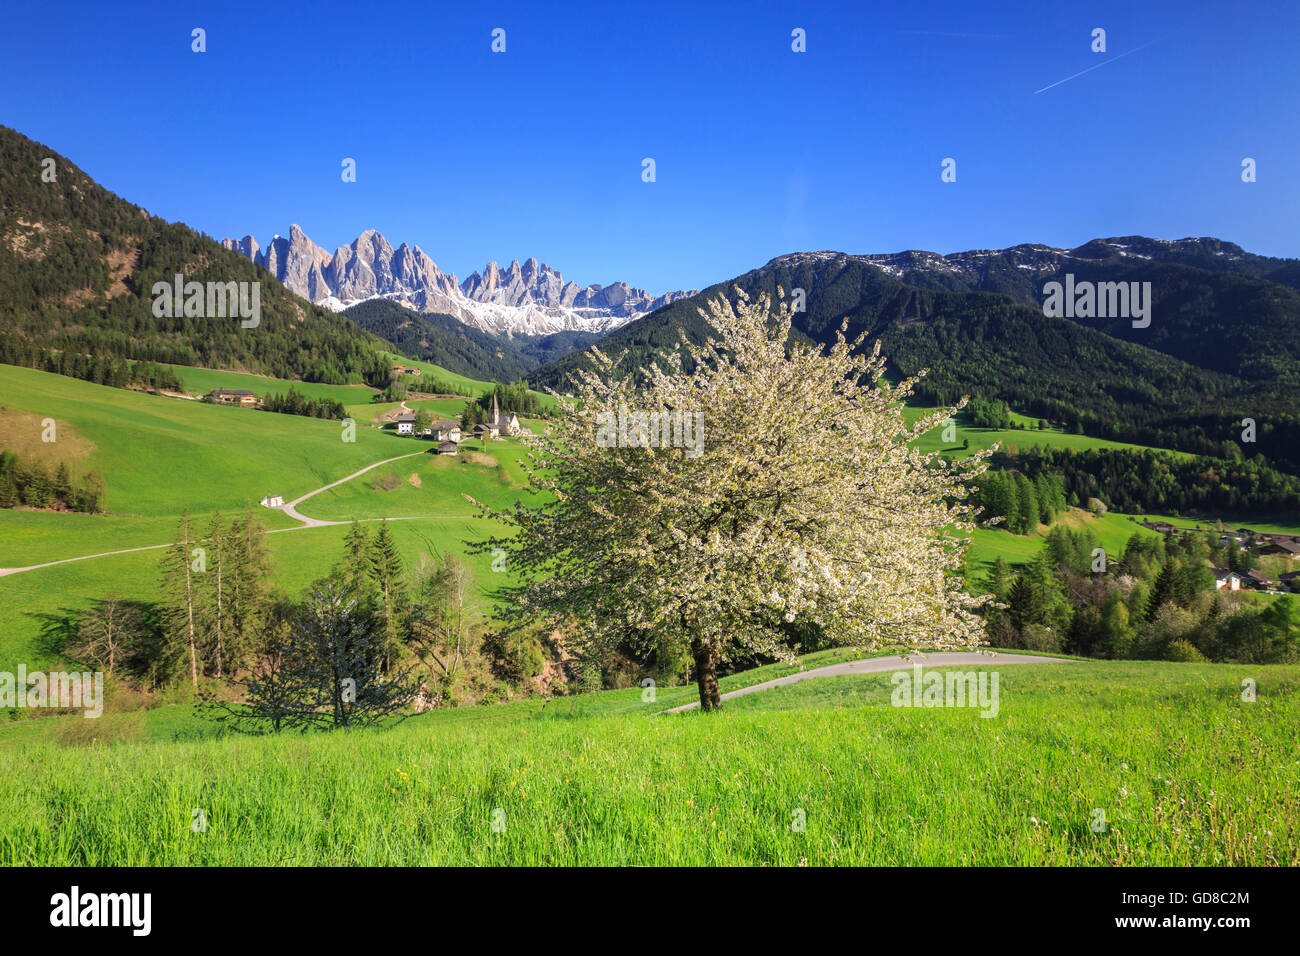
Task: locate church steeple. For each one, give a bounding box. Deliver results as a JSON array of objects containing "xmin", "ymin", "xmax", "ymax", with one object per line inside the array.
[{"xmin": 491, "ymin": 392, "xmax": 500, "ymax": 425}]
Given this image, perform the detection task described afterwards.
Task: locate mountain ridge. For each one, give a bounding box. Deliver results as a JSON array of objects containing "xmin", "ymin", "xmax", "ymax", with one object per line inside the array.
[{"xmin": 222, "ymin": 225, "xmax": 696, "ymax": 337}]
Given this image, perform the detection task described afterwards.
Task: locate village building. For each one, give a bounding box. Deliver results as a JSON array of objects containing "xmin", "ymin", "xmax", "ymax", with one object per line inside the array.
[
  {"xmin": 430, "ymin": 419, "xmax": 461, "ymax": 442},
  {"xmin": 486, "ymin": 394, "xmax": 523, "ymax": 437},
  {"xmin": 1258, "ymin": 535, "xmax": 1300, "ymax": 557},
  {"xmin": 1244, "ymin": 569, "xmax": 1273, "ymax": 590},
  {"xmin": 393, "ymin": 411, "xmax": 434, "ymax": 437},
  {"xmin": 208, "ymin": 388, "xmax": 259, "ymax": 406},
  {"xmin": 259, "ymin": 494, "xmax": 284, "ymax": 508},
  {"xmin": 1213, "ymin": 568, "xmax": 1242, "ymax": 591},
  {"xmin": 435, "ymin": 440, "xmax": 459, "ymax": 456}
]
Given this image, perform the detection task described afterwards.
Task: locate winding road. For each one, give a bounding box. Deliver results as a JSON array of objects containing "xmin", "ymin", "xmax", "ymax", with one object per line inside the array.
[
  {"xmin": 0, "ymin": 451, "xmax": 438, "ymax": 577},
  {"xmin": 656, "ymin": 652, "xmax": 1075, "ymax": 713}
]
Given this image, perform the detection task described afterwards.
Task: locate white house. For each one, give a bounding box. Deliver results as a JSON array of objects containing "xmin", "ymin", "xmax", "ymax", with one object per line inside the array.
[
  {"xmin": 1213, "ymin": 569, "xmax": 1242, "ymax": 591},
  {"xmin": 259, "ymin": 494, "xmax": 284, "ymax": 509},
  {"xmin": 394, "ymin": 411, "xmax": 421, "ymax": 436},
  {"xmin": 431, "ymin": 419, "xmax": 461, "ymax": 442}
]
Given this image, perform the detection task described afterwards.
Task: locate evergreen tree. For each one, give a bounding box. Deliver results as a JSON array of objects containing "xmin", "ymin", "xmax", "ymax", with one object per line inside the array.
[
  {"xmin": 369, "ymin": 521, "xmax": 406, "ymax": 670},
  {"xmin": 159, "ymin": 510, "xmax": 201, "ymax": 688},
  {"xmin": 226, "ymin": 503, "xmax": 271, "ymax": 662},
  {"xmin": 985, "ymin": 556, "xmax": 1010, "ymax": 602}
]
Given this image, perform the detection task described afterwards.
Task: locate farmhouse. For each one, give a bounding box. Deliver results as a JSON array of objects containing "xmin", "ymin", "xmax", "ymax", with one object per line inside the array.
[
  {"xmin": 391, "ymin": 364, "xmax": 422, "ymax": 376},
  {"xmin": 1213, "ymin": 569, "xmax": 1242, "ymax": 591},
  {"xmin": 431, "ymin": 419, "xmax": 461, "ymax": 442},
  {"xmin": 473, "ymin": 422, "xmax": 499, "ymax": 439},
  {"xmin": 208, "ymin": 388, "xmax": 258, "ymax": 406},
  {"xmin": 1244, "ymin": 569, "xmax": 1273, "ymax": 590},
  {"xmin": 393, "ymin": 411, "xmax": 433, "ymax": 436},
  {"xmin": 1258, "ymin": 535, "xmax": 1300, "ymax": 556},
  {"xmin": 259, "ymin": 494, "xmax": 284, "ymax": 508},
  {"xmin": 435, "ymin": 441, "xmax": 459, "ymax": 456}
]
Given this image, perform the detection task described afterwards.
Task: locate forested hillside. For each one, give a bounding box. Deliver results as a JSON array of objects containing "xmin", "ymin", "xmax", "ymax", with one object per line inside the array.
[
  {"xmin": 0, "ymin": 126, "xmax": 392, "ymax": 385},
  {"xmin": 534, "ymin": 254, "xmax": 1300, "ymax": 474}
]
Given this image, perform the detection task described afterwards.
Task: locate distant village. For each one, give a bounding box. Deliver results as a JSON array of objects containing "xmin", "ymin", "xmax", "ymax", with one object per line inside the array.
[
  {"xmin": 1137, "ymin": 519, "xmax": 1300, "ymax": 594},
  {"xmin": 391, "ymin": 394, "xmax": 523, "ymax": 457}
]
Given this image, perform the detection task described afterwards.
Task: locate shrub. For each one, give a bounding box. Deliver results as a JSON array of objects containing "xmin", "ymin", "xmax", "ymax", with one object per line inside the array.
[{"xmin": 1164, "ymin": 639, "xmax": 1209, "ymax": 663}]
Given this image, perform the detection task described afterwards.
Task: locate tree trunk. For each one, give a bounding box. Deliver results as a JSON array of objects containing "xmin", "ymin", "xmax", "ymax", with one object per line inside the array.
[{"xmin": 692, "ymin": 638, "xmax": 722, "ymax": 711}]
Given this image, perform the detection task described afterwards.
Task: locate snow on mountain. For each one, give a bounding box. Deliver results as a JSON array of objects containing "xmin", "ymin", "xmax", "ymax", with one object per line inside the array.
[{"xmin": 221, "ymin": 225, "xmax": 696, "ymax": 336}]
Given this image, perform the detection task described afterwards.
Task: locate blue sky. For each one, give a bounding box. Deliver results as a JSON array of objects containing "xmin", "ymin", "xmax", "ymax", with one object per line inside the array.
[{"xmin": 2, "ymin": 0, "xmax": 1297, "ymax": 292}]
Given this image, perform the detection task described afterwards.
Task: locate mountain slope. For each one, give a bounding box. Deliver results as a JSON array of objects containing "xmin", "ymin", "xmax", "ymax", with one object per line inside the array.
[
  {"xmin": 222, "ymin": 225, "xmax": 696, "ymax": 337},
  {"xmin": 343, "ymin": 299, "xmax": 535, "ymax": 383},
  {"xmin": 856, "ymin": 237, "xmax": 1300, "ymax": 384},
  {"xmin": 0, "ymin": 126, "xmax": 391, "ymax": 385},
  {"xmin": 533, "ymin": 251, "xmax": 1300, "ymax": 472}
]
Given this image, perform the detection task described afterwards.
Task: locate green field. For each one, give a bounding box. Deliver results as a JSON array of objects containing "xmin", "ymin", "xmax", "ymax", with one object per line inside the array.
[
  {"xmin": 0, "ymin": 365, "xmax": 534, "ymax": 671},
  {"xmin": 964, "ymin": 508, "xmax": 1162, "ymax": 580},
  {"xmin": 0, "ymin": 365, "xmax": 408, "ymax": 519},
  {"xmin": 906, "ymin": 406, "xmax": 1192, "ymax": 460},
  {"xmin": 1, "ymin": 656, "xmax": 1294, "ymax": 865},
  {"xmin": 166, "ymin": 365, "xmax": 380, "ymax": 405}
]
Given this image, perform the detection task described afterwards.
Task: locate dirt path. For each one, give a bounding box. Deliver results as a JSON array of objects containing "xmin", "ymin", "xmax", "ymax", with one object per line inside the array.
[
  {"xmin": 279, "ymin": 451, "xmax": 426, "ymax": 527},
  {"xmin": 656, "ymin": 652, "xmax": 1075, "ymax": 714},
  {"xmin": 0, "ymin": 451, "xmax": 432, "ymax": 576}
]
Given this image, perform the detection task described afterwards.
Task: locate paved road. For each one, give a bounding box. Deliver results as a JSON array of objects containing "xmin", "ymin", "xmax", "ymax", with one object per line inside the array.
[
  {"xmin": 657, "ymin": 652, "xmax": 1075, "ymax": 713},
  {"xmin": 0, "ymin": 451, "xmax": 432, "ymax": 576}
]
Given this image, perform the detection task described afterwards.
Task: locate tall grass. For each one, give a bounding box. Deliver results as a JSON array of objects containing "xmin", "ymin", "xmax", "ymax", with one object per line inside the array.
[{"xmin": 2, "ymin": 662, "xmax": 1295, "ymax": 866}]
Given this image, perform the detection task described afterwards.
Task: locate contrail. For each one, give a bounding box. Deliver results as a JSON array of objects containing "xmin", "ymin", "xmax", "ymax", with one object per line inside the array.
[{"xmin": 1034, "ymin": 42, "xmax": 1156, "ymax": 94}]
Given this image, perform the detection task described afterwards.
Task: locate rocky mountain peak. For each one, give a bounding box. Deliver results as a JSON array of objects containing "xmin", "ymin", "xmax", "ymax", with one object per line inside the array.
[{"xmin": 219, "ymin": 226, "xmax": 696, "ymax": 336}]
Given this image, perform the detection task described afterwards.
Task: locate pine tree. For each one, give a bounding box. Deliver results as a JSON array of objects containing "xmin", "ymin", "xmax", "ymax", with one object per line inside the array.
[
  {"xmin": 1014, "ymin": 472, "xmax": 1039, "ymax": 534},
  {"xmin": 1148, "ymin": 562, "xmax": 1179, "ymax": 621},
  {"xmin": 369, "ymin": 521, "xmax": 406, "ymax": 670},
  {"xmin": 340, "ymin": 520, "xmax": 376, "ymax": 599},
  {"xmin": 159, "ymin": 510, "xmax": 201, "ymax": 688},
  {"xmin": 199, "ymin": 511, "xmax": 229, "ymax": 678},
  {"xmin": 227, "ymin": 502, "xmax": 271, "ymax": 661},
  {"xmin": 985, "ymin": 556, "xmax": 1010, "ymax": 602}
]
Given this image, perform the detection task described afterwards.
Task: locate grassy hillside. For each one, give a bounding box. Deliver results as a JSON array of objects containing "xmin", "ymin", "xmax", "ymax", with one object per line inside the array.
[
  {"xmin": 904, "ymin": 406, "xmax": 1191, "ymax": 459},
  {"xmin": 1, "ymin": 658, "xmax": 1294, "ymax": 865},
  {"xmin": 0, "ymin": 365, "xmax": 402, "ymax": 518},
  {"xmin": 0, "ymin": 364, "xmax": 549, "ymax": 672}
]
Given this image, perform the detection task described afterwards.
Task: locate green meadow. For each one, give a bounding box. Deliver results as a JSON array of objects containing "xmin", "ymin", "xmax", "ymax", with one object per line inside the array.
[
  {"xmin": 965, "ymin": 509, "xmax": 1163, "ymax": 580},
  {"xmin": 166, "ymin": 365, "xmax": 379, "ymax": 405},
  {"xmin": 0, "ymin": 365, "xmax": 546, "ymax": 672},
  {"xmin": 905, "ymin": 405, "xmax": 1191, "ymax": 460},
  {"xmin": 0, "ymin": 365, "xmax": 1198, "ymax": 674},
  {"xmin": 1, "ymin": 658, "xmax": 1294, "ymax": 865},
  {"xmin": 0, "ymin": 365, "xmax": 403, "ymax": 518}
]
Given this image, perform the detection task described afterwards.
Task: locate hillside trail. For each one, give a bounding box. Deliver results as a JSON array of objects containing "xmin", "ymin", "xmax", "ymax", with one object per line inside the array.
[
  {"xmin": 0, "ymin": 451, "xmax": 435, "ymax": 577},
  {"xmin": 655, "ymin": 652, "xmax": 1075, "ymax": 713}
]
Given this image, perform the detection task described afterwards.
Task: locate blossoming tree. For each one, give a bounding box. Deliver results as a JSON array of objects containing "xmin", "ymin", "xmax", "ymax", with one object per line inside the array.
[{"xmin": 470, "ymin": 288, "xmax": 993, "ymax": 710}]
